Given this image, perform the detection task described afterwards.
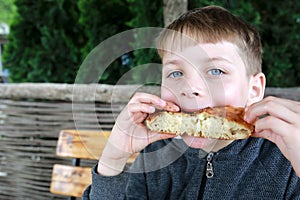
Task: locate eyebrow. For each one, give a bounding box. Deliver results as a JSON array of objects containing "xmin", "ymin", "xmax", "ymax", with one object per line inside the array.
[
  {"xmin": 163, "ymin": 56, "xmax": 233, "ymax": 67},
  {"xmin": 163, "ymin": 59, "xmax": 184, "ymax": 66},
  {"xmin": 205, "ymin": 56, "xmax": 233, "ymax": 64}
]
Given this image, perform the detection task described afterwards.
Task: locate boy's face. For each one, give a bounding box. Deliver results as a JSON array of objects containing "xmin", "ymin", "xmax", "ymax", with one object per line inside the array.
[{"xmin": 161, "ymin": 41, "xmax": 260, "ymax": 149}]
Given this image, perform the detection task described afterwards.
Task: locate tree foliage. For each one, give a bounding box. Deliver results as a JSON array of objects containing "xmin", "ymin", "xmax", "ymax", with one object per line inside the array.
[
  {"xmin": 0, "ymin": 0, "xmax": 16, "ymax": 24},
  {"xmin": 4, "ymin": 0, "xmax": 84, "ymax": 83},
  {"xmin": 252, "ymin": 1, "xmax": 300, "ymax": 87},
  {"xmin": 125, "ymin": 0, "xmax": 164, "ymax": 85},
  {"xmin": 2, "ymin": 0, "xmax": 300, "ymax": 86},
  {"xmin": 77, "ymin": 0, "xmax": 134, "ymax": 84}
]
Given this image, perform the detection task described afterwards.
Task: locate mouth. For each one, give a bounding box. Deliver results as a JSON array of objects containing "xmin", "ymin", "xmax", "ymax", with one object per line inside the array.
[
  {"xmin": 162, "ymin": 99, "xmax": 213, "ymax": 113},
  {"xmin": 179, "ymin": 105, "xmax": 211, "ymax": 113}
]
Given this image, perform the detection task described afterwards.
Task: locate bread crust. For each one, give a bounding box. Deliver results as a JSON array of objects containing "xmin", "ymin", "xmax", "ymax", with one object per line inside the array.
[
  {"xmin": 201, "ymin": 106, "xmax": 254, "ymax": 132},
  {"xmin": 145, "ymin": 106, "xmax": 254, "ymax": 140}
]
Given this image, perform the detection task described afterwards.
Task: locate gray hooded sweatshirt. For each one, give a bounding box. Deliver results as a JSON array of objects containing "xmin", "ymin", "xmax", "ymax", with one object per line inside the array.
[{"xmin": 83, "ymin": 138, "xmax": 300, "ymax": 200}]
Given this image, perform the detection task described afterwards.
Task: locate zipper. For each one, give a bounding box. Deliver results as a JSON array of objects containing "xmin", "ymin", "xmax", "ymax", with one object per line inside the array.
[
  {"xmin": 198, "ymin": 152, "xmax": 215, "ymax": 199},
  {"xmin": 206, "ymin": 152, "xmax": 214, "ymax": 178}
]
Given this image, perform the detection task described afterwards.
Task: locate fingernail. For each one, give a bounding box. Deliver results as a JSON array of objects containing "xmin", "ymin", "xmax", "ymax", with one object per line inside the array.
[
  {"xmin": 172, "ymin": 106, "xmax": 180, "ymax": 111},
  {"xmin": 160, "ymin": 99, "xmax": 166, "ymax": 106},
  {"xmin": 150, "ymin": 106, "xmax": 156, "ymax": 113},
  {"xmin": 243, "ymin": 115, "xmax": 248, "ymax": 122}
]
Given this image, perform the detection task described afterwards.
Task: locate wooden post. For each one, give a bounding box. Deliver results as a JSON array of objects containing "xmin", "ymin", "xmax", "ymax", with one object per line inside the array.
[
  {"xmin": 0, "ymin": 41, "xmax": 2, "ymax": 76},
  {"xmin": 163, "ymin": 0, "xmax": 188, "ymax": 26},
  {"xmin": 0, "ymin": 23, "xmax": 9, "ymax": 83}
]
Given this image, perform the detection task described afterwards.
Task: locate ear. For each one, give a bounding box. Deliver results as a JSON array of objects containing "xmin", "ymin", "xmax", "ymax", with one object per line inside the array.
[{"xmin": 247, "ymin": 72, "xmax": 266, "ymax": 106}]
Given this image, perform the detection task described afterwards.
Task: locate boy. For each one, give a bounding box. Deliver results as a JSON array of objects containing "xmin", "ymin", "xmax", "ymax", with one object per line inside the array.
[{"xmin": 83, "ymin": 6, "xmax": 300, "ymax": 199}]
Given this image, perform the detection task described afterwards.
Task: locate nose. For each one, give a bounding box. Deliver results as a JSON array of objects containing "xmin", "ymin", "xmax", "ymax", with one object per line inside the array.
[
  {"xmin": 179, "ymin": 67, "xmax": 206, "ymax": 97},
  {"xmin": 180, "ymin": 80, "xmax": 204, "ymax": 98}
]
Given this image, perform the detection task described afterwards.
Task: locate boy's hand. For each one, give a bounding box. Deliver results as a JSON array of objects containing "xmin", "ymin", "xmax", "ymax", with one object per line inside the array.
[
  {"xmin": 245, "ymin": 96, "xmax": 300, "ymax": 177},
  {"xmin": 98, "ymin": 93, "xmax": 180, "ymax": 176}
]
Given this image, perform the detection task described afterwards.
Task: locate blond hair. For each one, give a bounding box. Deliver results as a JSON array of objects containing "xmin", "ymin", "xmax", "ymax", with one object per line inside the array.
[{"xmin": 156, "ymin": 6, "xmax": 262, "ymax": 76}]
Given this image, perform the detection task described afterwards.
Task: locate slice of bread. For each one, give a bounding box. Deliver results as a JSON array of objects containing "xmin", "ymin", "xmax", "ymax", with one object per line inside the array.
[{"xmin": 145, "ymin": 106, "xmax": 254, "ymax": 140}]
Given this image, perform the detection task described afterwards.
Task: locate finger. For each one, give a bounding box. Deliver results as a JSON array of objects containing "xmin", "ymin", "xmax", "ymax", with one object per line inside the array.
[
  {"xmin": 130, "ymin": 92, "xmax": 166, "ymax": 107},
  {"xmin": 245, "ymin": 96, "xmax": 299, "ymax": 124},
  {"xmin": 159, "ymin": 101, "xmax": 180, "ymax": 112},
  {"xmin": 253, "ymin": 128, "xmax": 297, "ymax": 163},
  {"xmin": 252, "ymin": 129, "xmax": 271, "ymax": 139},
  {"xmin": 131, "ymin": 93, "xmax": 180, "ymax": 112},
  {"xmin": 128, "ymin": 103, "xmax": 156, "ymax": 114},
  {"xmin": 254, "ymin": 115, "xmax": 291, "ymax": 137},
  {"xmin": 147, "ymin": 131, "xmax": 177, "ymax": 144},
  {"xmin": 139, "ymin": 129, "xmax": 171, "ymax": 142},
  {"xmin": 133, "ymin": 112, "xmax": 148, "ymax": 123},
  {"xmin": 259, "ymin": 96, "xmax": 300, "ymax": 111},
  {"xmin": 128, "ymin": 126, "xmax": 175, "ymax": 150},
  {"xmin": 252, "ymin": 129, "xmax": 283, "ymax": 149}
]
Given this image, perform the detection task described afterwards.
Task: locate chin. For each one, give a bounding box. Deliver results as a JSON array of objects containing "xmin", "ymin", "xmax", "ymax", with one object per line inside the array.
[{"xmin": 181, "ymin": 134, "xmax": 219, "ymax": 150}]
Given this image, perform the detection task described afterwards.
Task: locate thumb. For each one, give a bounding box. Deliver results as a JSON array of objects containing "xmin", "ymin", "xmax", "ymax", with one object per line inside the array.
[
  {"xmin": 252, "ymin": 129, "xmax": 278, "ymax": 144},
  {"xmin": 148, "ymin": 131, "xmax": 177, "ymax": 144}
]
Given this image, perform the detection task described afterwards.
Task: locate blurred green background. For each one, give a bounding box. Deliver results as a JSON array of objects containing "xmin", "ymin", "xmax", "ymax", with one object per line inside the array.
[{"xmin": 0, "ymin": 0, "xmax": 299, "ymax": 86}]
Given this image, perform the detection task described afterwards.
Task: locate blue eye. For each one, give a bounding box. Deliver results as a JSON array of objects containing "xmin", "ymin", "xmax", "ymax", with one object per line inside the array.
[
  {"xmin": 169, "ymin": 71, "xmax": 183, "ymax": 78},
  {"xmin": 208, "ymin": 69, "xmax": 224, "ymax": 76}
]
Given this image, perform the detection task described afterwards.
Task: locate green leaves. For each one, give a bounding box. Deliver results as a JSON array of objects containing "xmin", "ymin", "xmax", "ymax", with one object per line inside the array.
[
  {"xmin": 2, "ymin": 0, "xmax": 299, "ymax": 86},
  {"xmin": 4, "ymin": 0, "xmax": 83, "ymax": 83},
  {"xmin": 253, "ymin": 1, "xmax": 300, "ymax": 86}
]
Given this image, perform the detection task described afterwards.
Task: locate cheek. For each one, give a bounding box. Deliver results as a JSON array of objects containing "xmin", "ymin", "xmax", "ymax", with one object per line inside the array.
[
  {"xmin": 216, "ymin": 82, "xmax": 249, "ymax": 106},
  {"xmin": 203, "ymin": 76, "xmax": 249, "ymax": 106},
  {"xmin": 161, "ymin": 85, "xmax": 179, "ymax": 103},
  {"xmin": 202, "ymin": 80, "xmax": 227, "ymax": 106}
]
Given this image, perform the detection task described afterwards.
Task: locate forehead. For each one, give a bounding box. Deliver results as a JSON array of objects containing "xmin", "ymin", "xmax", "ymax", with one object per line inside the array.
[{"xmin": 162, "ymin": 41, "xmax": 245, "ymax": 68}]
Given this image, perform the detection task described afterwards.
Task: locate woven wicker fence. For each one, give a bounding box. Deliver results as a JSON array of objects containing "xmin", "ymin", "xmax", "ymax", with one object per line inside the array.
[
  {"xmin": 0, "ymin": 83, "xmax": 299, "ymax": 200},
  {"xmin": 0, "ymin": 84, "xmax": 159, "ymax": 200}
]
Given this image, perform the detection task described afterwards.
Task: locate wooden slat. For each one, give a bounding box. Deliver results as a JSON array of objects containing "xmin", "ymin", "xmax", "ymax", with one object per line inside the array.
[
  {"xmin": 50, "ymin": 164, "xmax": 92, "ymax": 197},
  {"xmin": 56, "ymin": 130, "xmax": 110, "ymax": 160},
  {"xmin": 56, "ymin": 130, "xmax": 137, "ymax": 163}
]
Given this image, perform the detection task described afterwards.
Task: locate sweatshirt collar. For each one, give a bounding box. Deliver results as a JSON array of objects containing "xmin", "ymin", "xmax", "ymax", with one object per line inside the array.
[{"xmin": 171, "ymin": 138, "xmax": 263, "ymax": 160}]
